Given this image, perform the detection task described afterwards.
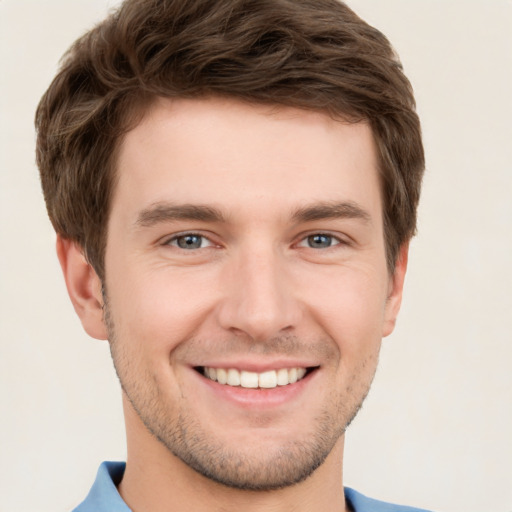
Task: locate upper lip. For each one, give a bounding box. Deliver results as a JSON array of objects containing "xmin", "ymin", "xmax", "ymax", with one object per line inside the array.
[{"xmin": 192, "ymin": 359, "xmax": 320, "ymax": 373}]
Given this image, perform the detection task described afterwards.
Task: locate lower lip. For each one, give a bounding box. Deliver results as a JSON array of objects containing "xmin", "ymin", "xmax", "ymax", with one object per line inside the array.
[{"xmin": 194, "ymin": 369, "xmax": 318, "ymax": 409}]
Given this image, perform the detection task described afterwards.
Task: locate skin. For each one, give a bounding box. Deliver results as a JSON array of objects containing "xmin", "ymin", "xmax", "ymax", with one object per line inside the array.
[{"xmin": 58, "ymin": 97, "xmax": 408, "ymax": 512}]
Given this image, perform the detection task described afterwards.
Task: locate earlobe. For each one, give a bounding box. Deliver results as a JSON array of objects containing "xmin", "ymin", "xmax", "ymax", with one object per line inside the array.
[
  {"xmin": 382, "ymin": 243, "xmax": 409, "ymax": 338},
  {"xmin": 56, "ymin": 236, "xmax": 108, "ymax": 340}
]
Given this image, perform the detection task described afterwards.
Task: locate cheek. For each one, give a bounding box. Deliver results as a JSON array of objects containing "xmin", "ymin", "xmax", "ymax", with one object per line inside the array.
[
  {"xmin": 304, "ymin": 268, "xmax": 389, "ymax": 346},
  {"xmin": 107, "ymin": 266, "xmax": 218, "ymax": 356}
]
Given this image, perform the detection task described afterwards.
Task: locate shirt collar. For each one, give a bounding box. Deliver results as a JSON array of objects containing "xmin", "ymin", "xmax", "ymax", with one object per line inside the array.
[{"xmin": 73, "ymin": 461, "xmax": 130, "ymax": 512}]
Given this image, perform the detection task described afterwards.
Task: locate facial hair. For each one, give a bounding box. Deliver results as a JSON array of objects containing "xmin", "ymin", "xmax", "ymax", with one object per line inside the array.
[{"xmin": 103, "ymin": 290, "xmax": 377, "ymax": 491}]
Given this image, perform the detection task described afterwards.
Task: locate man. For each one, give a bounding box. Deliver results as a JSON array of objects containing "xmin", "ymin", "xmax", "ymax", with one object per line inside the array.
[{"xmin": 35, "ymin": 0, "xmax": 426, "ymax": 510}]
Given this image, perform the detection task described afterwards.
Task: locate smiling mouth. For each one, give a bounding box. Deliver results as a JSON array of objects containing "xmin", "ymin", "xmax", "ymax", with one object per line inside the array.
[{"xmin": 196, "ymin": 366, "xmax": 318, "ymax": 389}]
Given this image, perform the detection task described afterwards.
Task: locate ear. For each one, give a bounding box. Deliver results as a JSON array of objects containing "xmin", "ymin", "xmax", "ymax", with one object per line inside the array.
[
  {"xmin": 382, "ymin": 243, "xmax": 409, "ymax": 338},
  {"xmin": 56, "ymin": 235, "xmax": 108, "ymax": 340}
]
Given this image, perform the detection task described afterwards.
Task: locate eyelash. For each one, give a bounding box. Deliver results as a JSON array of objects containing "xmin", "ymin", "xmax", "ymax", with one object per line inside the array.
[
  {"xmin": 163, "ymin": 232, "xmax": 346, "ymax": 251},
  {"xmin": 164, "ymin": 233, "xmax": 215, "ymax": 250},
  {"xmin": 296, "ymin": 233, "xmax": 343, "ymax": 249}
]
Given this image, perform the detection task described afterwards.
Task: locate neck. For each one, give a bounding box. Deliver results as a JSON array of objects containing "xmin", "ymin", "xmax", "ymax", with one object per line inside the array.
[{"xmin": 119, "ymin": 400, "xmax": 348, "ymax": 512}]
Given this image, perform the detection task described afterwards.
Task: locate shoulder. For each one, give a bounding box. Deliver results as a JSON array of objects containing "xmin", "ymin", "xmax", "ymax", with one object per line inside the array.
[{"xmin": 345, "ymin": 487, "xmax": 433, "ymax": 512}]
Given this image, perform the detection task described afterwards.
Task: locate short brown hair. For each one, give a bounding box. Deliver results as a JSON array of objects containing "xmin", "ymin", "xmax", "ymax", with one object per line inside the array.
[{"xmin": 36, "ymin": 0, "xmax": 424, "ymax": 280}]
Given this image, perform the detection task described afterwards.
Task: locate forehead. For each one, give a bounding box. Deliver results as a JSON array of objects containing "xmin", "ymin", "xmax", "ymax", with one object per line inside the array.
[{"xmin": 113, "ymin": 97, "xmax": 381, "ymax": 223}]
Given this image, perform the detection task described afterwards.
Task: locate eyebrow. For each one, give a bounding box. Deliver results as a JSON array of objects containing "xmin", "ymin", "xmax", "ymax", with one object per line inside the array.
[
  {"xmin": 135, "ymin": 202, "xmax": 226, "ymax": 228},
  {"xmin": 291, "ymin": 201, "xmax": 372, "ymax": 224},
  {"xmin": 135, "ymin": 200, "xmax": 371, "ymax": 229}
]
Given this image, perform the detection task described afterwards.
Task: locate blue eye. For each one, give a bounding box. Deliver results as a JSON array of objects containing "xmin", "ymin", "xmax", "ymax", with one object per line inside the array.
[
  {"xmin": 169, "ymin": 234, "xmax": 212, "ymax": 250},
  {"xmin": 303, "ymin": 234, "xmax": 339, "ymax": 249}
]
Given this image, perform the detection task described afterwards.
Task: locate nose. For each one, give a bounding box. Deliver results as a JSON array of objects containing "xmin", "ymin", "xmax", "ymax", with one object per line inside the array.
[{"xmin": 216, "ymin": 246, "xmax": 302, "ymax": 341}]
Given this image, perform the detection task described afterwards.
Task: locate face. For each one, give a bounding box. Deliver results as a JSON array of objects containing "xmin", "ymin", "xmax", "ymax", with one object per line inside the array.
[{"xmin": 81, "ymin": 97, "xmax": 406, "ymax": 490}]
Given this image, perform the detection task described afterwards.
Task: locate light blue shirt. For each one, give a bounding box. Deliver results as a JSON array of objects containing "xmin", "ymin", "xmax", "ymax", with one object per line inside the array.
[{"xmin": 73, "ymin": 461, "xmax": 432, "ymax": 512}]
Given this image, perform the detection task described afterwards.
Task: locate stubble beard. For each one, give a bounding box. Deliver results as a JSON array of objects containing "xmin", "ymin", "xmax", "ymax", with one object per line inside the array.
[{"xmin": 103, "ymin": 294, "xmax": 376, "ymax": 491}]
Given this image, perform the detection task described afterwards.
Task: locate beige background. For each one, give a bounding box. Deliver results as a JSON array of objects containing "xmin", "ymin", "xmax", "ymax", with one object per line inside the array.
[{"xmin": 1, "ymin": 1, "xmax": 511, "ymax": 511}]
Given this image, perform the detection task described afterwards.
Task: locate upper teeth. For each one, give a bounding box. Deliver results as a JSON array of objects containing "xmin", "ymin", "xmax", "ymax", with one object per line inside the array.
[{"xmin": 203, "ymin": 367, "xmax": 307, "ymax": 388}]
